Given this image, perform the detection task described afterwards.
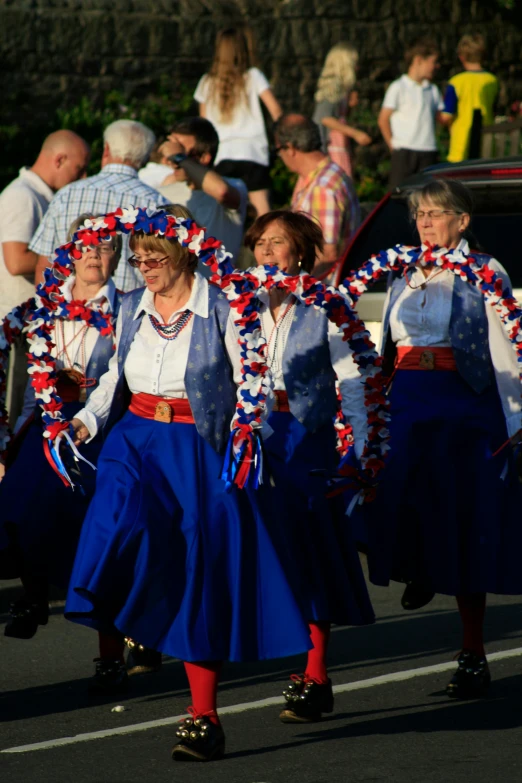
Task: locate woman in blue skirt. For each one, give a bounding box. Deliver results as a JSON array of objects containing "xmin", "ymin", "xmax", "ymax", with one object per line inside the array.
[
  {"xmin": 0, "ymin": 215, "xmax": 131, "ymax": 687},
  {"xmin": 245, "ymin": 210, "xmax": 375, "ymax": 724},
  {"xmin": 363, "ymin": 180, "xmax": 522, "ymax": 698},
  {"xmin": 65, "ymin": 212, "xmax": 314, "ymax": 762}
]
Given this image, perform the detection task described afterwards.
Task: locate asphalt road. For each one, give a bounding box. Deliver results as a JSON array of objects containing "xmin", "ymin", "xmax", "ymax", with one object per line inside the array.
[{"xmin": 2, "ymin": 566, "xmax": 522, "ymax": 783}]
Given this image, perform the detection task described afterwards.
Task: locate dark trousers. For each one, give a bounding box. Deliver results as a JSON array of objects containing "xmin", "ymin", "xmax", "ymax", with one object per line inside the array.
[{"xmin": 389, "ymin": 149, "xmax": 438, "ymax": 188}]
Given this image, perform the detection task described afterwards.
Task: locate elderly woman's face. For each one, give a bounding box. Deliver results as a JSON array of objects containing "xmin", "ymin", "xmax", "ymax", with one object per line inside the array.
[
  {"xmin": 131, "ymin": 244, "xmax": 183, "ymax": 295},
  {"xmin": 253, "ymin": 221, "xmax": 301, "ymax": 275},
  {"xmin": 415, "ymin": 198, "xmax": 470, "ymax": 249},
  {"xmin": 75, "ymin": 241, "xmax": 117, "ymax": 286}
]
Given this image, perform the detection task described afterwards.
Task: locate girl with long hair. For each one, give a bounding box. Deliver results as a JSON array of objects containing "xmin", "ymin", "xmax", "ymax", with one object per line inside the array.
[
  {"xmin": 313, "ymin": 42, "xmax": 372, "ymax": 178},
  {"xmin": 194, "ymin": 26, "xmax": 282, "ymax": 217}
]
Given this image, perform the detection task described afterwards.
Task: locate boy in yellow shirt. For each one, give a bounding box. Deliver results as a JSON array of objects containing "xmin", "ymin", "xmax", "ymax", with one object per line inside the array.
[{"xmin": 441, "ymin": 33, "xmax": 498, "ymax": 162}]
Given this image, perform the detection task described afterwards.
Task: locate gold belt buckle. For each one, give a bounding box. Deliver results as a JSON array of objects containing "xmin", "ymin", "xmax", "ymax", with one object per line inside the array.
[
  {"xmin": 419, "ymin": 350, "xmax": 435, "ymax": 370},
  {"xmin": 154, "ymin": 401, "xmax": 173, "ymax": 423}
]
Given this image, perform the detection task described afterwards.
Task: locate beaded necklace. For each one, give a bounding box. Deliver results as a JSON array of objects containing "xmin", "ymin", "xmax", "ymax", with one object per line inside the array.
[
  {"xmin": 263, "ymin": 300, "xmax": 294, "ymax": 373},
  {"xmin": 148, "ymin": 310, "xmax": 193, "ymax": 341}
]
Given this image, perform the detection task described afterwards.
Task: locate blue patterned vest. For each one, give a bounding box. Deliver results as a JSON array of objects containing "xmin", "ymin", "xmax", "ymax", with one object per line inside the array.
[
  {"xmin": 104, "ymin": 283, "xmax": 236, "ymax": 453},
  {"xmin": 282, "ymin": 298, "xmax": 338, "ymax": 431},
  {"xmin": 381, "ymin": 254, "xmax": 494, "ymax": 394},
  {"xmin": 83, "ymin": 290, "xmax": 123, "ymax": 398}
]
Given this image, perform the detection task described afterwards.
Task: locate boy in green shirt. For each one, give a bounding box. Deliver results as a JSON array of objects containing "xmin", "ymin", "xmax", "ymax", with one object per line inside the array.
[{"xmin": 441, "ymin": 33, "xmax": 498, "ymax": 162}]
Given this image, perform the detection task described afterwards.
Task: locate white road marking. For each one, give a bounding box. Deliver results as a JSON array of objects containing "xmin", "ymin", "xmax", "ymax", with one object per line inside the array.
[{"xmin": 3, "ymin": 645, "xmax": 522, "ymax": 755}]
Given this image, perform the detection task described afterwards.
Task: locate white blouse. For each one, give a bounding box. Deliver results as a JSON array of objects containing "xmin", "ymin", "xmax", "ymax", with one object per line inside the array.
[
  {"xmin": 258, "ymin": 287, "xmax": 368, "ymax": 456},
  {"xmin": 382, "ymin": 239, "xmax": 522, "ymax": 437},
  {"xmin": 76, "ymin": 274, "xmax": 242, "ymax": 439},
  {"xmin": 14, "ymin": 277, "xmax": 117, "ymax": 433},
  {"xmin": 389, "ymin": 266, "xmax": 453, "ymax": 347}
]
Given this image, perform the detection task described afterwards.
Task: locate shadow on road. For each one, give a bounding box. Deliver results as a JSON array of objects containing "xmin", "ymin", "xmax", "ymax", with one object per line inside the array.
[{"xmin": 1, "ymin": 598, "xmax": 522, "ymax": 724}]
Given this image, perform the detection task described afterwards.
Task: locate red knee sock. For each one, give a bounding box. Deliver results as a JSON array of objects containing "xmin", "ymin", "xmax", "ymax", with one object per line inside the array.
[
  {"xmin": 98, "ymin": 632, "xmax": 125, "ymax": 662},
  {"xmin": 183, "ymin": 661, "xmax": 222, "ymax": 725},
  {"xmin": 456, "ymin": 593, "xmax": 486, "ymax": 657},
  {"xmin": 305, "ymin": 622, "xmax": 331, "ymax": 684}
]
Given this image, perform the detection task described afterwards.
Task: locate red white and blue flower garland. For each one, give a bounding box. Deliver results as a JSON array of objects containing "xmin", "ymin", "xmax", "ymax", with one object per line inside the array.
[
  {"xmin": 341, "ymin": 242, "xmax": 522, "ymax": 392},
  {"xmin": 1, "ymin": 207, "xmax": 393, "ymax": 495},
  {"xmin": 210, "ymin": 264, "xmax": 391, "ymax": 492}
]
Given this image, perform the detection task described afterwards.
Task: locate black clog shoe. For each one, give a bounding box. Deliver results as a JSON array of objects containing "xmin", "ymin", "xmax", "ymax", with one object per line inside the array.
[
  {"xmin": 279, "ymin": 675, "xmax": 334, "ymax": 723},
  {"xmin": 88, "ymin": 658, "xmax": 129, "ymax": 695},
  {"xmin": 4, "ymin": 598, "xmax": 49, "ymax": 639},
  {"xmin": 172, "ymin": 710, "xmax": 225, "ymax": 762},
  {"xmin": 401, "ymin": 581, "xmax": 435, "ymax": 611},
  {"xmin": 125, "ymin": 637, "xmax": 163, "ymax": 675},
  {"xmin": 446, "ymin": 650, "xmax": 491, "ymax": 699}
]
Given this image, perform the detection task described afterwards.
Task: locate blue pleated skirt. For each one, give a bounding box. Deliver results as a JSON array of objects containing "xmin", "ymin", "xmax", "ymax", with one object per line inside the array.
[
  {"xmin": 263, "ymin": 412, "xmax": 375, "ymax": 626},
  {"xmin": 65, "ymin": 411, "xmax": 313, "ymax": 662},
  {"xmin": 364, "ymin": 370, "xmax": 522, "ymax": 596},
  {"xmin": 0, "ymin": 402, "xmax": 101, "ymax": 589}
]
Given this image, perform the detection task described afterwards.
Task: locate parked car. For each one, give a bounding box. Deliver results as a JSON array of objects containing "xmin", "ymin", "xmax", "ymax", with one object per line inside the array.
[{"xmin": 337, "ymin": 156, "xmax": 522, "ymax": 347}]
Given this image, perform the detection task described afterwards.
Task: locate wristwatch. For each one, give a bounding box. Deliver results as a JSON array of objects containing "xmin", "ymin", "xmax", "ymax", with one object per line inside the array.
[{"xmin": 168, "ymin": 153, "xmax": 188, "ymax": 166}]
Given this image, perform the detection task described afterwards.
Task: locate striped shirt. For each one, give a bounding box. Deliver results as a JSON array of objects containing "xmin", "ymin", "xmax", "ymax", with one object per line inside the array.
[
  {"xmin": 29, "ymin": 164, "xmax": 169, "ymax": 292},
  {"xmin": 291, "ymin": 157, "xmax": 360, "ymax": 253}
]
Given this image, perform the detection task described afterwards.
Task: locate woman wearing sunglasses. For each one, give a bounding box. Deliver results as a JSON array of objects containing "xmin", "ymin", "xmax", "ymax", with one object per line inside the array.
[
  {"xmin": 64, "ymin": 209, "xmax": 312, "ymax": 762},
  {"xmin": 362, "ymin": 179, "xmax": 522, "ymax": 698}
]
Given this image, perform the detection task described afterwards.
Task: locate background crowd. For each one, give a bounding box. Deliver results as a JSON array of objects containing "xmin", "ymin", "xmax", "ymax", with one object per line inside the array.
[{"xmin": 0, "ymin": 27, "xmax": 502, "ymax": 422}]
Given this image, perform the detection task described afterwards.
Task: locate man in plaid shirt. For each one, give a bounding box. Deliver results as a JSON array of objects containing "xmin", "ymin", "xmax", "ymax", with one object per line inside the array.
[
  {"xmin": 275, "ymin": 114, "xmax": 360, "ymax": 280},
  {"xmin": 30, "ymin": 120, "xmax": 169, "ymax": 292}
]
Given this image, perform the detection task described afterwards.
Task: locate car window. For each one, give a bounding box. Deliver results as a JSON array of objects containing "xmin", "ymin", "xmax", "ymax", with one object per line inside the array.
[{"xmin": 341, "ymin": 186, "xmax": 522, "ymax": 289}]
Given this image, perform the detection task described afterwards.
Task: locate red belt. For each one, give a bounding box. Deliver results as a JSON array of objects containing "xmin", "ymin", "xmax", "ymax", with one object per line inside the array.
[
  {"xmin": 129, "ymin": 393, "xmax": 195, "ymax": 423},
  {"xmin": 273, "ymin": 390, "xmax": 290, "ymax": 412},
  {"xmin": 396, "ymin": 346, "xmax": 457, "ymax": 372}
]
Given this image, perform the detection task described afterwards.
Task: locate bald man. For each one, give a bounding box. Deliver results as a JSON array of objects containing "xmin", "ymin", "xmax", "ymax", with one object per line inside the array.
[
  {"xmin": 0, "ymin": 129, "xmax": 90, "ymax": 317},
  {"xmin": 0, "ymin": 129, "xmax": 89, "ymax": 422}
]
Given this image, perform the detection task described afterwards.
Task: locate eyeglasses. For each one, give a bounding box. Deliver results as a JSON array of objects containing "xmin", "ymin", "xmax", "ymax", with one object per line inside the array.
[
  {"xmin": 414, "ymin": 210, "xmax": 464, "ymax": 220},
  {"xmin": 128, "ymin": 255, "xmax": 170, "ymax": 269},
  {"xmin": 81, "ymin": 243, "xmax": 115, "ymax": 255}
]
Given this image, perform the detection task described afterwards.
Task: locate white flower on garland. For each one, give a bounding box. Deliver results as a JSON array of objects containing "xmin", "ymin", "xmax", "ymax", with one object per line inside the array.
[
  {"xmin": 27, "ymin": 335, "xmax": 48, "ymax": 357},
  {"xmin": 34, "ymin": 385, "xmax": 54, "ymax": 404},
  {"xmin": 188, "ymin": 230, "xmax": 205, "ymax": 254},
  {"xmin": 28, "ymin": 359, "xmax": 54, "ymax": 375},
  {"xmin": 118, "ymin": 207, "xmax": 140, "ymax": 224}
]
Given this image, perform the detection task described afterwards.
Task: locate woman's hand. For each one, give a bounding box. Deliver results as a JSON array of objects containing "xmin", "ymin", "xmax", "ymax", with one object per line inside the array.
[{"xmin": 70, "ymin": 417, "xmax": 90, "ymax": 446}]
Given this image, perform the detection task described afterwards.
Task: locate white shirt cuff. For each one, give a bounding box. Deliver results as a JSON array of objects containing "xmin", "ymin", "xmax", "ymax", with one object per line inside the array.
[{"xmin": 74, "ymin": 408, "xmax": 101, "ymax": 443}]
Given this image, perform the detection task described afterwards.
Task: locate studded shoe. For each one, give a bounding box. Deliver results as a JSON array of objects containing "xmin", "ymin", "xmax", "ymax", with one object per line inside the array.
[
  {"xmin": 172, "ymin": 707, "xmax": 225, "ymax": 762},
  {"xmin": 4, "ymin": 598, "xmax": 49, "ymax": 639},
  {"xmin": 88, "ymin": 658, "xmax": 130, "ymax": 695},
  {"xmin": 446, "ymin": 650, "xmax": 491, "ymax": 699},
  {"xmin": 125, "ymin": 637, "xmax": 163, "ymax": 675},
  {"xmin": 279, "ymin": 674, "xmax": 334, "ymax": 723}
]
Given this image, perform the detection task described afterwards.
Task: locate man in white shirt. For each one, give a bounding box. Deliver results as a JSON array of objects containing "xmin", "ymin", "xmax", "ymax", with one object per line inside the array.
[
  {"xmin": 378, "ymin": 40, "xmax": 444, "ymax": 188},
  {"xmin": 0, "ymin": 129, "xmax": 90, "ymax": 320},
  {"xmin": 157, "ymin": 118, "xmax": 248, "ymax": 268},
  {"xmin": 0, "ymin": 130, "xmax": 90, "ymax": 424}
]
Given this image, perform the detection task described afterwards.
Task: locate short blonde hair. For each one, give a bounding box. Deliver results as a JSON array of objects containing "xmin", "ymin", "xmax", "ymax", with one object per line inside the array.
[
  {"xmin": 315, "ymin": 43, "xmax": 358, "ymax": 104},
  {"xmin": 457, "ymin": 33, "xmax": 486, "ymax": 64},
  {"xmin": 129, "ymin": 232, "xmax": 196, "ymax": 274},
  {"xmin": 162, "ymin": 204, "xmax": 194, "ymax": 221}
]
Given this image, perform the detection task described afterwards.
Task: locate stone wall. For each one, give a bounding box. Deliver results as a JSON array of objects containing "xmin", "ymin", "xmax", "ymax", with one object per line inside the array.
[{"xmin": 2, "ymin": 0, "xmax": 522, "ymax": 128}]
